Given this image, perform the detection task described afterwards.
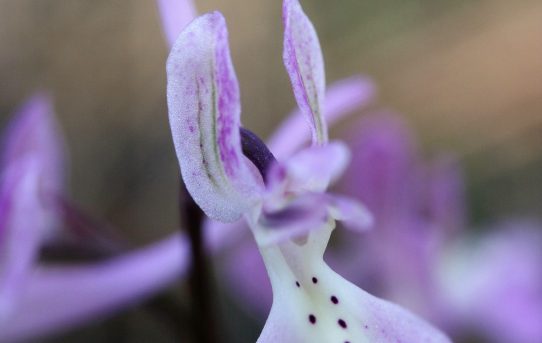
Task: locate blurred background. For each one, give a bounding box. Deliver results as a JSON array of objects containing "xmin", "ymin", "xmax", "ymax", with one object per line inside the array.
[{"xmin": 0, "ymin": 0, "xmax": 541, "ymax": 342}]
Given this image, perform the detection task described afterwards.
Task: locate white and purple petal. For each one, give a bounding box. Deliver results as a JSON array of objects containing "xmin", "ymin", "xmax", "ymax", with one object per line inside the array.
[
  {"xmin": 167, "ymin": 12, "xmax": 262, "ymax": 222},
  {"xmin": 325, "ymin": 194, "xmax": 373, "ymax": 232},
  {"xmin": 256, "ymin": 224, "xmax": 450, "ymax": 343},
  {"xmin": 282, "ymin": 0, "xmax": 327, "ymax": 145},
  {"xmin": 283, "ymin": 141, "xmax": 350, "ymax": 192},
  {"xmin": 254, "ymin": 193, "xmax": 329, "ymax": 246}
]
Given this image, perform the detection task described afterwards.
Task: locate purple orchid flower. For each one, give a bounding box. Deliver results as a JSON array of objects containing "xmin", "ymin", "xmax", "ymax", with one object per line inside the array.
[
  {"xmin": 166, "ymin": 0, "xmax": 450, "ymax": 341},
  {"xmin": 0, "ymin": 94, "xmax": 65, "ymax": 320},
  {"xmin": 334, "ymin": 113, "xmax": 542, "ymax": 343},
  {"xmin": 0, "ymin": 95, "xmax": 191, "ymax": 342},
  {"xmin": 438, "ymin": 221, "xmax": 542, "ymax": 343}
]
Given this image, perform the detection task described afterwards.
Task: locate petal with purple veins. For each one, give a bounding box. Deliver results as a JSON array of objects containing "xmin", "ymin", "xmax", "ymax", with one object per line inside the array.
[
  {"xmin": 283, "ymin": 0, "xmax": 327, "ymax": 145},
  {"xmin": 167, "ymin": 12, "xmax": 263, "ymax": 222}
]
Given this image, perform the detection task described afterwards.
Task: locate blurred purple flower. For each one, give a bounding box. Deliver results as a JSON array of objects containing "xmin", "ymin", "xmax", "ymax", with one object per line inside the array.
[
  {"xmin": 335, "ymin": 114, "xmax": 542, "ymax": 343},
  {"xmin": 0, "ymin": 94, "xmax": 65, "ymax": 320},
  {"xmin": 221, "ymin": 106, "xmax": 542, "ymax": 343},
  {"xmin": 439, "ymin": 221, "xmax": 542, "ymax": 343},
  {"xmin": 0, "ymin": 2, "xmax": 202, "ymax": 340},
  {"xmin": 166, "ymin": 0, "xmax": 450, "ymax": 341},
  {"xmin": 0, "ymin": 95, "xmax": 191, "ymax": 342}
]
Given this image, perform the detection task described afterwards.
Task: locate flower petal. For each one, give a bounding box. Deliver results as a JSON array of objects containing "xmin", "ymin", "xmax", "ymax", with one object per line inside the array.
[
  {"xmin": 258, "ymin": 279, "xmax": 451, "ymax": 343},
  {"xmin": 426, "ymin": 156, "xmax": 465, "ymax": 235},
  {"xmin": 0, "ymin": 234, "xmax": 190, "ymax": 342},
  {"xmin": 339, "ymin": 113, "xmax": 419, "ymax": 225},
  {"xmin": 0, "ymin": 156, "xmax": 47, "ymax": 319},
  {"xmin": 2, "ymin": 93, "xmax": 66, "ymax": 195},
  {"xmin": 167, "ymin": 12, "xmax": 262, "ymax": 222},
  {"xmin": 438, "ymin": 222, "xmax": 542, "ymax": 343},
  {"xmin": 283, "ymin": 0, "xmax": 327, "ymax": 145},
  {"xmin": 283, "ymin": 141, "xmax": 350, "ymax": 192},
  {"xmin": 255, "ymin": 225, "xmax": 451, "ymax": 343},
  {"xmin": 156, "ymin": 0, "xmax": 197, "ymax": 48},
  {"xmin": 254, "ymin": 193, "xmax": 330, "ymax": 247},
  {"xmin": 325, "ymin": 194, "xmax": 373, "ymax": 232},
  {"xmin": 269, "ymin": 76, "xmax": 375, "ymax": 160}
]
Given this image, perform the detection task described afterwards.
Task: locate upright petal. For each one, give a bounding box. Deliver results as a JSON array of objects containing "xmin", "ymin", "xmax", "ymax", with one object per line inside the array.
[
  {"xmin": 167, "ymin": 12, "xmax": 262, "ymax": 222},
  {"xmin": 156, "ymin": 0, "xmax": 198, "ymax": 48},
  {"xmin": 1, "ymin": 93, "xmax": 66, "ymax": 195},
  {"xmin": 283, "ymin": 0, "xmax": 327, "ymax": 145}
]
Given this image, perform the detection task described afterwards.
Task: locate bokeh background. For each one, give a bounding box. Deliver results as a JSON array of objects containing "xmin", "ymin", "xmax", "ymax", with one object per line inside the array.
[{"xmin": 1, "ymin": 0, "xmax": 541, "ymax": 342}]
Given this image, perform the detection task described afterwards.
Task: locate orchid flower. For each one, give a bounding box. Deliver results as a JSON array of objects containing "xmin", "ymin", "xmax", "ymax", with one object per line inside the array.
[
  {"xmin": 438, "ymin": 221, "xmax": 542, "ymax": 343},
  {"xmin": 166, "ymin": 0, "xmax": 450, "ymax": 341},
  {"xmin": 332, "ymin": 114, "xmax": 542, "ymax": 342},
  {"xmin": 0, "ymin": 94, "xmax": 65, "ymax": 320},
  {"xmin": 0, "ymin": 95, "xmax": 191, "ymax": 342}
]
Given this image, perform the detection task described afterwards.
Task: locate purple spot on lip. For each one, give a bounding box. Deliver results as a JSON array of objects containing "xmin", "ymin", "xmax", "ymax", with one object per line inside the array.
[
  {"xmin": 296, "ymin": 281, "xmax": 300, "ymax": 288},
  {"xmin": 308, "ymin": 314, "xmax": 316, "ymax": 324},
  {"xmin": 312, "ymin": 277, "xmax": 318, "ymax": 284},
  {"xmin": 331, "ymin": 295, "xmax": 339, "ymax": 304},
  {"xmin": 338, "ymin": 319, "xmax": 347, "ymax": 329}
]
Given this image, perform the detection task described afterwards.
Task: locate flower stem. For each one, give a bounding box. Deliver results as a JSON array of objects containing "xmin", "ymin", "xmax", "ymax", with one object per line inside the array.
[{"xmin": 180, "ymin": 179, "xmax": 218, "ymax": 343}]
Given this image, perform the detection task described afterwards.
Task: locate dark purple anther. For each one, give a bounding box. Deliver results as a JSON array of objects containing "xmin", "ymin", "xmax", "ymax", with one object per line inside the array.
[{"xmin": 240, "ymin": 127, "xmax": 277, "ymax": 183}]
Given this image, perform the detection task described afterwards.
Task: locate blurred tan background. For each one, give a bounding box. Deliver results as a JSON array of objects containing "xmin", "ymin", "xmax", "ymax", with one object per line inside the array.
[{"xmin": 0, "ymin": 0, "xmax": 541, "ymax": 341}]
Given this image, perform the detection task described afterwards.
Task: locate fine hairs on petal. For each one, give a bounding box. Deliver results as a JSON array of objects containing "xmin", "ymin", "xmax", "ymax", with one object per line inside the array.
[
  {"xmin": 166, "ymin": 12, "xmax": 262, "ymax": 222},
  {"xmin": 283, "ymin": 0, "xmax": 327, "ymax": 145}
]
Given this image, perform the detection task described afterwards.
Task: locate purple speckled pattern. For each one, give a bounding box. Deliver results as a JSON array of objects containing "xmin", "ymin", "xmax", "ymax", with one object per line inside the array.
[
  {"xmin": 214, "ymin": 14, "xmax": 241, "ymax": 179},
  {"xmin": 282, "ymin": 0, "xmax": 327, "ymax": 145},
  {"xmin": 166, "ymin": 12, "xmax": 262, "ymax": 222},
  {"xmin": 156, "ymin": 0, "xmax": 197, "ymax": 48}
]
